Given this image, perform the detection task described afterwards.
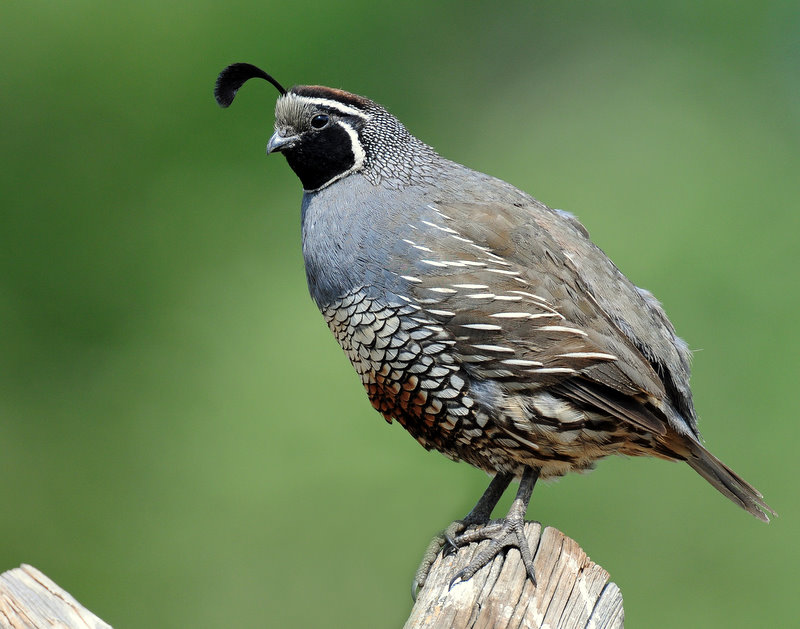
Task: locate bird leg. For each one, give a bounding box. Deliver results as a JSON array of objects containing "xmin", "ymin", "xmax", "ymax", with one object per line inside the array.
[
  {"xmin": 412, "ymin": 471, "xmax": 513, "ymax": 599},
  {"xmin": 448, "ymin": 466, "xmax": 540, "ymax": 588}
]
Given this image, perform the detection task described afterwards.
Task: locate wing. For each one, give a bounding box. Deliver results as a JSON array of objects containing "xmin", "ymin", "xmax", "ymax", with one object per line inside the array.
[{"xmin": 392, "ymin": 199, "xmax": 695, "ymax": 438}]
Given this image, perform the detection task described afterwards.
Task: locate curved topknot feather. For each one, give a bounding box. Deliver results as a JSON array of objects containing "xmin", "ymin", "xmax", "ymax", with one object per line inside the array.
[{"xmin": 214, "ymin": 63, "xmax": 286, "ymax": 108}]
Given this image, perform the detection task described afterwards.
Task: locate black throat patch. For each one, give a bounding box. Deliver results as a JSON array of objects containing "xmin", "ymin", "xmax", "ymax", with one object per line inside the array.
[{"xmin": 282, "ymin": 122, "xmax": 359, "ymax": 191}]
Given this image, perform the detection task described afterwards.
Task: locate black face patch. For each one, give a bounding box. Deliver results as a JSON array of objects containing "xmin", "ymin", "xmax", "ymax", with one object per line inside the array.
[{"xmin": 282, "ymin": 123, "xmax": 358, "ymax": 191}]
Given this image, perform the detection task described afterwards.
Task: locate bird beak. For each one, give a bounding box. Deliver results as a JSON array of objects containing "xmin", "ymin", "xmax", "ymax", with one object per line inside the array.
[{"xmin": 267, "ymin": 131, "xmax": 299, "ymax": 154}]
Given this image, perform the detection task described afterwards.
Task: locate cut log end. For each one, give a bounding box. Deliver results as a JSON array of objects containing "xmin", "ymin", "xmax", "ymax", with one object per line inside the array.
[{"xmin": 405, "ymin": 522, "xmax": 624, "ymax": 629}]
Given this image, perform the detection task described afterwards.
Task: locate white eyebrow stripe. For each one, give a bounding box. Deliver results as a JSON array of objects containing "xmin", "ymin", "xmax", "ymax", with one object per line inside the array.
[{"xmin": 291, "ymin": 95, "xmax": 370, "ymax": 119}]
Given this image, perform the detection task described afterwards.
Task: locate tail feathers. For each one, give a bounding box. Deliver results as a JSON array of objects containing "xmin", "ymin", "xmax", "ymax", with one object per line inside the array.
[{"xmin": 686, "ymin": 443, "xmax": 775, "ymax": 522}]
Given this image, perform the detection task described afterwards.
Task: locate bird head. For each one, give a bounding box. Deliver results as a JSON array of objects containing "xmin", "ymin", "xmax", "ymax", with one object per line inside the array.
[{"xmin": 215, "ymin": 63, "xmax": 431, "ymax": 192}]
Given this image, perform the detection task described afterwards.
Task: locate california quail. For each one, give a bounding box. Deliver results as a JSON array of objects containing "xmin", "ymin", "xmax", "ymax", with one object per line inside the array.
[{"xmin": 214, "ymin": 63, "xmax": 773, "ymax": 593}]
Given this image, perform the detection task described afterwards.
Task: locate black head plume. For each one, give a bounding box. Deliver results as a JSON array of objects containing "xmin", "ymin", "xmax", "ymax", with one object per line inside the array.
[{"xmin": 214, "ymin": 63, "xmax": 287, "ymax": 108}]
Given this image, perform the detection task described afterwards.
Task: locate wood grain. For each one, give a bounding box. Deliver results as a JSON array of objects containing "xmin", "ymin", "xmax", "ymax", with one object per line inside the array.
[{"xmin": 405, "ymin": 522, "xmax": 623, "ymax": 629}]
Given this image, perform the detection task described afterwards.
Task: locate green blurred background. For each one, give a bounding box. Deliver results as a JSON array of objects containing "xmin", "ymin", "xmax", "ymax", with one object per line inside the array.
[{"xmin": 2, "ymin": 1, "xmax": 798, "ymax": 627}]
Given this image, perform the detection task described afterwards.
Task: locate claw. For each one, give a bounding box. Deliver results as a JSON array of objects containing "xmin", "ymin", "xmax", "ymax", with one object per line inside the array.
[
  {"xmin": 411, "ymin": 578, "xmax": 421, "ymax": 602},
  {"xmin": 448, "ymin": 567, "xmax": 469, "ymax": 591},
  {"xmin": 443, "ymin": 531, "xmax": 460, "ymax": 555}
]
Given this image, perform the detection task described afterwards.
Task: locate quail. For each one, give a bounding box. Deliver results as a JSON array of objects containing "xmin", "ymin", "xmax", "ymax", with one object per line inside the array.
[{"xmin": 214, "ymin": 63, "xmax": 773, "ymax": 594}]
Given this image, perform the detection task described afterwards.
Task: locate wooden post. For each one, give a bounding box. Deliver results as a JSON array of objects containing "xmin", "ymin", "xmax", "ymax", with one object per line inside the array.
[
  {"xmin": 0, "ymin": 564, "xmax": 111, "ymax": 629},
  {"xmin": 1, "ymin": 524, "xmax": 622, "ymax": 629},
  {"xmin": 405, "ymin": 522, "xmax": 623, "ymax": 629}
]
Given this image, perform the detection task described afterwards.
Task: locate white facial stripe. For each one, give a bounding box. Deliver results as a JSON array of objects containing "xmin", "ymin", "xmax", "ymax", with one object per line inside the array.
[
  {"xmin": 292, "ymin": 95, "xmax": 370, "ymax": 120},
  {"xmin": 338, "ymin": 121, "xmax": 366, "ymax": 168},
  {"xmin": 304, "ymin": 120, "xmax": 366, "ymax": 192}
]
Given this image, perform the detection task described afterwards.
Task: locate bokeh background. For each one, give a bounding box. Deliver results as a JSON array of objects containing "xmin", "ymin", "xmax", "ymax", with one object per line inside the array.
[{"xmin": 2, "ymin": 1, "xmax": 798, "ymax": 627}]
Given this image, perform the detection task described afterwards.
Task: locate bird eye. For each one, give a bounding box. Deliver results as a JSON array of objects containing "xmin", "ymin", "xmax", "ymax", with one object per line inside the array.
[{"xmin": 310, "ymin": 114, "xmax": 329, "ymax": 129}]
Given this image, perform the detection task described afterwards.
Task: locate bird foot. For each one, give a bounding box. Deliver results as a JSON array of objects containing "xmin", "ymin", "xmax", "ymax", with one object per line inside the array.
[
  {"xmin": 448, "ymin": 511, "xmax": 536, "ymax": 589},
  {"xmin": 412, "ymin": 513, "xmax": 537, "ymax": 600},
  {"xmin": 411, "ymin": 468, "xmax": 538, "ymax": 600}
]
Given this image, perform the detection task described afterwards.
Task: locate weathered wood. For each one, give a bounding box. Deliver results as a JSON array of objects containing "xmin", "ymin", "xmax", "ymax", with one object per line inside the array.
[
  {"xmin": 405, "ymin": 522, "xmax": 623, "ymax": 629},
  {"xmin": 0, "ymin": 565, "xmax": 111, "ymax": 629},
  {"xmin": 0, "ymin": 525, "xmax": 622, "ymax": 629}
]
